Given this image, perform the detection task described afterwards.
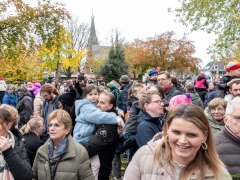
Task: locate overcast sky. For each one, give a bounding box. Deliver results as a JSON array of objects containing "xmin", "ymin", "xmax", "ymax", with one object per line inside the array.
[{"xmin": 28, "ymin": 0, "xmax": 217, "ymax": 67}]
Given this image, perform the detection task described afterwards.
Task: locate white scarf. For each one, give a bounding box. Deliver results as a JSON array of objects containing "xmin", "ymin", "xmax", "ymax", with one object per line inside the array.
[{"xmin": 0, "ymin": 130, "xmax": 15, "ymax": 180}]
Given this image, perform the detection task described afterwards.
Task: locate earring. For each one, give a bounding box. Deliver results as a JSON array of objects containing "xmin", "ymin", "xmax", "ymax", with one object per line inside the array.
[
  {"xmin": 201, "ymin": 142, "xmax": 208, "ymax": 150},
  {"xmin": 165, "ymin": 134, "xmax": 169, "ymax": 141}
]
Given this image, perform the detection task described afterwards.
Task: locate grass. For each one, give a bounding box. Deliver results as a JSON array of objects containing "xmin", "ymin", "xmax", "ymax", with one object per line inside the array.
[{"xmin": 110, "ymin": 152, "xmax": 128, "ymax": 180}]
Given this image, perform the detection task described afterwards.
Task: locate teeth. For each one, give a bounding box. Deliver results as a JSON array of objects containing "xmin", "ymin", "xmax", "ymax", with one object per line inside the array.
[{"xmin": 177, "ymin": 145, "xmax": 189, "ymax": 149}]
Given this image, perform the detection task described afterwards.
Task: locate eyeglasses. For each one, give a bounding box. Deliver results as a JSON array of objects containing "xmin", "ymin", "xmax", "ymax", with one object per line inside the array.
[
  {"xmin": 157, "ymin": 79, "xmax": 166, "ymax": 81},
  {"xmin": 210, "ymin": 107, "xmax": 225, "ymax": 112},
  {"xmin": 227, "ymin": 114, "xmax": 240, "ymax": 122},
  {"xmin": 150, "ymin": 100, "xmax": 163, "ymax": 105},
  {"xmin": 48, "ymin": 123, "xmax": 61, "ymax": 128}
]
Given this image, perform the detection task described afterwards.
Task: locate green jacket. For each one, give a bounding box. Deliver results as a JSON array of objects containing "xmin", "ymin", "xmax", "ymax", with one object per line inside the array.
[
  {"xmin": 32, "ymin": 135, "xmax": 94, "ymax": 180},
  {"xmin": 204, "ymin": 107, "xmax": 225, "ymax": 135}
]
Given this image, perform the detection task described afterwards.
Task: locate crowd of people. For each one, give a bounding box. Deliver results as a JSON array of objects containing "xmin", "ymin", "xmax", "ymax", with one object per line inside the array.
[{"xmin": 0, "ymin": 61, "xmax": 239, "ymax": 180}]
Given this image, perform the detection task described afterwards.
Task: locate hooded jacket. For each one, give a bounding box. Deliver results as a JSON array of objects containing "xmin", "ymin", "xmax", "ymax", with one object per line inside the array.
[
  {"xmin": 127, "ymin": 96, "xmax": 138, "ymax": 111},
  {"xmin": 204, "ymin": 107, "xmax": 225, "ymax": 135},
  {"xmin": 165, "ymin": 86, "xmax": 183, "ymax": 101},
  {"xmin": 73, "ymin": 99, "xmax": 118, "ymax": 143},
  {"xmin": 32, "ymin": 135, "xmax": 94, "ymax": 180},
  {"xmin": 2, "ymin": 91, "xmax": 18, "ymax": 107},
  {"xmin": 16, "ymin": 91, "xmax": 33, "ymax": 125},
  {"xmin": 124, "ymin": 137, "xmax": 231, "ymax": 180},
  {"xmin": 204, "ymin": 88, "xmax": 222, "ymax": 107},
  {"xmin": 136, "ymin": 110, "xmax": 162, "ymax": 148},
  {"xmin": 124, "ymin": 101, "xmax": 141, "ymax": 134},
  {"xmin": 27, "ymin": 83, "xmax": 41, "ymax": 97},
  {"xmin": 187, "ymin": 91, "xmax": 203, "ymax": 108}
]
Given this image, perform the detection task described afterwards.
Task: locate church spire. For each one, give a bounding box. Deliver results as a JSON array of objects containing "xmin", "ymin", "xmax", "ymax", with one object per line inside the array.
[{"xmin": 88, "ymin": 13, "xmax": 99, "ymax": 46}]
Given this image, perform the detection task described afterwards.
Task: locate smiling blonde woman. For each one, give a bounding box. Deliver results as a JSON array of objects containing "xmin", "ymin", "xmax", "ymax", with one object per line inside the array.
[{"xmin": 124, "ymin": 104, "xmax": 231, "ymax": 180}]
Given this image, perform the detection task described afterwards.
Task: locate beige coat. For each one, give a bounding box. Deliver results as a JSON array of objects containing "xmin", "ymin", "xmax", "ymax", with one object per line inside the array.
[
  {"xmin": 32, "ymin": 135, "xmax": 94, "ymax": 180},
  {"xmin": 123, "ymin": 137, "xmax": 231, "ymax": 180},
  {"xmin": 33, "ymin": 92, "xmax": 43, "ymax": 115}
]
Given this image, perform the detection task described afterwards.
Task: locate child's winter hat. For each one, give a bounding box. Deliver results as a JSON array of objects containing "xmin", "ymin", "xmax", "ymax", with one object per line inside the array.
[
  {"xmin": 148, "ymin": 69, "xmax": 158, "ymax": 76},
  {"xmin": 226, "ymin": 62, "xmax": 240, "ymax": 72},
  {"xmin": 169, "ymin": 94, "xmax": 192, "ymax": 109},
  {"xmin": 200, "ymin": 72, "xmax": 205, "ymax": 76}
]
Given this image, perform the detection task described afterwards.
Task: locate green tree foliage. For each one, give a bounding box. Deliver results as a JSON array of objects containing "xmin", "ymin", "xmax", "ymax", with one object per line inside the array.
[
  {"xmin": 172, "ymin": 0, "xmax": 240, "ymax": 60},
  {"xmin": 0, "ymin": 0, "xmax": 70, "ymax": 83},
  {"xmin": 38, "ymin": 27, "xmax": 84, "ymax": 80},
  {"xmin": 99, "ymin": 39, "xmax": 129, "ymax": 83}
]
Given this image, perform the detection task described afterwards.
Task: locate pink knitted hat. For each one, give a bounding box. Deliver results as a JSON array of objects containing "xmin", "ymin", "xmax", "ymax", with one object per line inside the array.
[{"xmin": 169, "ymin": 94, "xmax": 192, "ymax": 109}]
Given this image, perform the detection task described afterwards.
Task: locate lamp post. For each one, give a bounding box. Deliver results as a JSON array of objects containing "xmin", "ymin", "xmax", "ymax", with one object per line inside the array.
[{"xmin": 215, "ymin": 65, "xmax": 219, "ymax": 81}]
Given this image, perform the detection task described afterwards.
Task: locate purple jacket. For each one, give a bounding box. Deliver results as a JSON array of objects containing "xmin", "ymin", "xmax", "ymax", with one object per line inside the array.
[{"xmin": 27, "ymin": 83, "xmax": 41, "ymax": 97}]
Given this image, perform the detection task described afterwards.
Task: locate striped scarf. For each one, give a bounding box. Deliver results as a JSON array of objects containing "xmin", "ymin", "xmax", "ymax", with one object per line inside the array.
[
  {"xmin": 48, "ymin": 136, "xmax": 68, "ymax": 180},
  {"xmin": 225, "ymin": 125, "xmax": 240, "ymax": 140}
]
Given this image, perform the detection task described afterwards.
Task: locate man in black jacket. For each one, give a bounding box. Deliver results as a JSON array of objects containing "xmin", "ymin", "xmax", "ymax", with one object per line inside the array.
[{"xmin": 83, "ymin": 92, "xmax": 120, "ymax": 180}]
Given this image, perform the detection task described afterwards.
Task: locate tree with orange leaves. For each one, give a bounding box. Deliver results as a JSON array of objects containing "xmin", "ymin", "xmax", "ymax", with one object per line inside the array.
[{"xmin": 125, "ymin": 31, "xmax": 202, "ymax": 76}]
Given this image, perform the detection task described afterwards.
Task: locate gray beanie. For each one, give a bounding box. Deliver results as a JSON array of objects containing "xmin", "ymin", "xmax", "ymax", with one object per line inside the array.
[
  {"xmin": 119, "ymin": 75, "xmax": 130, "ymax": 84},
  {"xmin": 17, "ymin": 86, "xmax": 27, "ymax": 92}
]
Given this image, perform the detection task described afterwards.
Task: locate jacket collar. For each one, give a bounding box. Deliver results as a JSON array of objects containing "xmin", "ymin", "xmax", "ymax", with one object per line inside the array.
[
  {"xmin": 223, "ymin": 127, "xmax": 240, "ymax": 144},
  {"xmin": 138, "ymin": 110, "xmax": 160, "ymax": 124},
  {"xmin": 165, "ymin": 86, "xmax": 177, "ymax": 95},
  {"xmin": 38, "ymin": 135, "xmax": 76, "ymax": 161}
]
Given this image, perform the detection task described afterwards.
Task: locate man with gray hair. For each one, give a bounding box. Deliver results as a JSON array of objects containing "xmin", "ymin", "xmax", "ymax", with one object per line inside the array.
[{"xmin": 214, "ymin": 97, "xmax": 240, "ymax": 179}]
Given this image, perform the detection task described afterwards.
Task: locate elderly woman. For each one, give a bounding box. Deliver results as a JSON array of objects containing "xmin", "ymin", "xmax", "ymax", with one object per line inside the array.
[
  {"xmin": 20, "ymin": 116, "xmax": 44, "ymax": 166},
  {"xmin": 124, "ymin": 104, "xmax": 230, "ymax": 180},
  {"xmin": 204, "ymin": 98, "xmax": 227, "ymax": 134},
  {"xmin": 32, "ymin": 109, "xmax": 94, "ymax": 180},
  {"xmin": 2, "ymin": 84, "xmax": 18, "ymax": 107},
  {"xmin": 0, "ymin": 107, "xmax": 32, "ymax": 180}
]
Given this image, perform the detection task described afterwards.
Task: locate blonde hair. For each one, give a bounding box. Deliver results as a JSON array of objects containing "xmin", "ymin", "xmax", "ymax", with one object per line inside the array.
[
  {"xmin": 21, "ymin": 117, "xmax": 43, "ymax": 135},
  {"xmin": 153, "ymin": 104, "xmax": 225, "ymax": 180},
  {"xmin": 48, "ymin": 109, "xmax": 72, "ymax": 131},
  {"xmin": 0, "ymin": 104, "xmax": 18, "ymax": 128}
]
